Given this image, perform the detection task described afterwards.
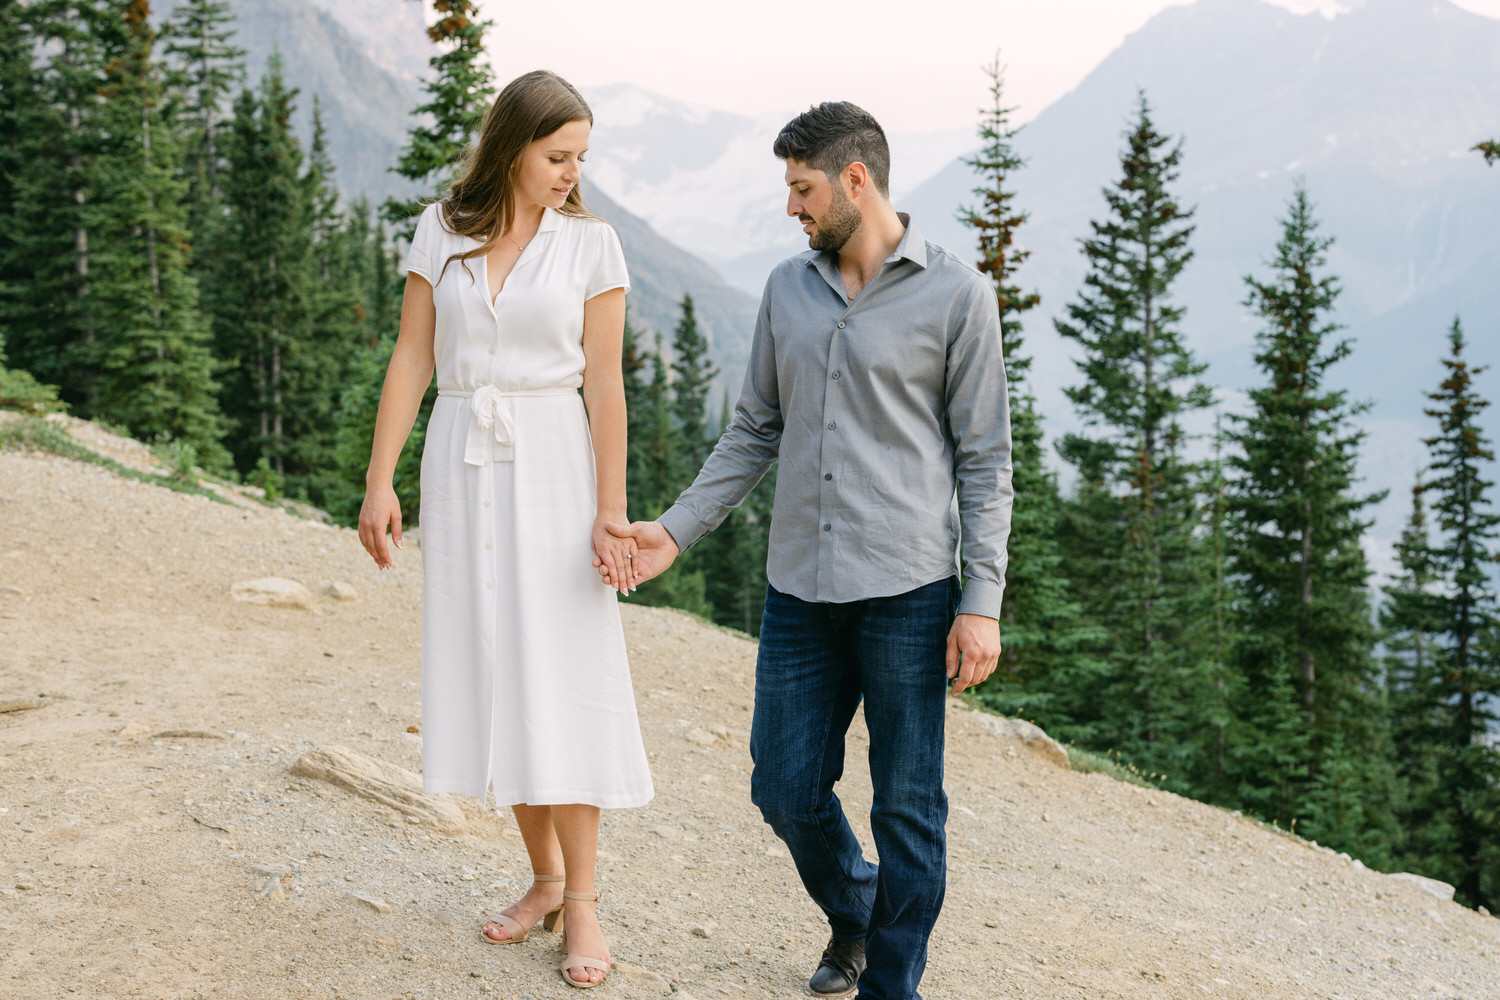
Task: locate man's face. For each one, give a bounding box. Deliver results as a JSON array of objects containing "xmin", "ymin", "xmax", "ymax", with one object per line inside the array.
[{"xmin": 785, "ymin": 159, "xmax": 862, "ymax": 253}]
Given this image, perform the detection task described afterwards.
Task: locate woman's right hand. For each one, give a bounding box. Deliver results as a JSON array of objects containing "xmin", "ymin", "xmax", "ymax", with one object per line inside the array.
[{"xmin": 358, "ymin": 483, "xmax": 404, "ymax": 570}]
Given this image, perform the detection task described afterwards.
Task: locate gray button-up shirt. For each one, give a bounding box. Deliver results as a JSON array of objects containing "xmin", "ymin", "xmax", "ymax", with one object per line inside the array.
[{"xmin": 657, "ymin": 215, "xmax": 1013, "ymax": 618}]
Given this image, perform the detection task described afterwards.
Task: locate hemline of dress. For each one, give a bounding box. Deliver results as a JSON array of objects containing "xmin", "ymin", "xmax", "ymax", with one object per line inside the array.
[{"xmin": 423, "ymin": 778, "xmax": 655, "ymax": 811}]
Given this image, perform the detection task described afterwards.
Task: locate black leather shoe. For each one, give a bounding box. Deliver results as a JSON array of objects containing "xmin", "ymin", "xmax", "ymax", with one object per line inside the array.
[{"xmin": 808, "ymin": 937, "xmax": 866, "ymax": 998}]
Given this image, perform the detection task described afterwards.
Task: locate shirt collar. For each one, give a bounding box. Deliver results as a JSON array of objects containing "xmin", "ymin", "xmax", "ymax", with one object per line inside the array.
[
  {"xmin": 807, "ymin": 211, "xmax": 929, "ymax": 281},
  {"xmin": 537, "ymin": 206, "xmax": 563, "ymax": 234}
]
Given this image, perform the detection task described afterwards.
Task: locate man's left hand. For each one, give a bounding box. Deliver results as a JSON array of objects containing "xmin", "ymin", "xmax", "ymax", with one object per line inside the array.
[{"xmin": 946, "ymin": 613, "xmax": 1001, "ymax": 695}]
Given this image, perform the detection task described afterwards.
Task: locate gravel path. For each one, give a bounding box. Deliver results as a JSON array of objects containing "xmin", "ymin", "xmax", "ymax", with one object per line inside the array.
[{"xmin": 1, "ymin": 444, "xmax": 1497, "ymax": 1000}]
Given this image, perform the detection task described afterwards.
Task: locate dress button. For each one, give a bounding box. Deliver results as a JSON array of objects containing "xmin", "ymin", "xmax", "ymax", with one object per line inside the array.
[
  {"xmin": 484, "ymin": 541, "xmax": 493, "ymax": 550},
  {"xmin": 832, "ymin": 371, "xmax": 840, "ymax": 380},
  {"xmin": 837, "ymin": 321, "xmax": 846, "ymax": 329},
  {"xmin": 827, "ymin": 421, "xmax": 836, "ymax": 430},
  {"xmin": 485, "ymin": 581, "xmax": 494, "ymax": 590},
  {"xmin": 488, "ymin": 347, "xmax": 496, "ymax": 355},
  {"xmin": 483, "ymin": 499, "xmax": 491, "ymax": 508},
  {"xmin": 824, "ymin": 473, "xmax": 832, "ymax": 481},
  {"xmin": 823, "ymin": 523, "xmax": 831, "ymax": 532}
]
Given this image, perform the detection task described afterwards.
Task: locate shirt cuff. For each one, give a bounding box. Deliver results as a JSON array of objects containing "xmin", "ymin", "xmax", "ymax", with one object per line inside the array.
[
  {"xmin": 657, "ymin": 503, "xmax": 708, "ymax": 555},
  {"xmin": 957, "ymin": 577, "xmax": 1004, "ymax": 620}
]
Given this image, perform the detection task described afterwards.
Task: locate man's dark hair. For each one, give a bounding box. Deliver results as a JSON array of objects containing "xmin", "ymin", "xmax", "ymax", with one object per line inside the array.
[{"xmin": 773, "ymin": 101, "xmax": 891, "ymax": 197}]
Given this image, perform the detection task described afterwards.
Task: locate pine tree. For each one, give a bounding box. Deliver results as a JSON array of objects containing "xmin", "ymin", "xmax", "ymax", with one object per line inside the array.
[
  {"xmin": 1054, "ymin": 93, "xmax": 1215, "ymax": 767},
  {"xmin": 669, "ymin": 294, "xmax": 718, "ymax": 477},
  {"xmin": 1382, "ymin": 482, "xmax": 1445, "ymax": 870},
  {"xmin": 383, "ymin": 0, "xmax": 496, "ymax": 233},
  {"xmin": 1409, "ymin": 321, "xmax": 1500, "ymax": 909},
  {"xmin": 1223, "ymin": 185, "xmax": 1392, "ymax": 854},
  {"xmin": 956, "ymin": 55, "xmax": 1093, "ymax": 722},
  {"xmin": 0, "ymin": 0, "xmax": 30, "ymax": 322},
  {"xmin": 159, "ymin": 0, "xmax": 242, "ymax": 242},
  {"xmin": 3, "ymin": 1, "xmax": 108, "ymax": 409},
  {"xmin": 287, "ymin": 97, "xmax": 368, "ymax": 503},
  {"xmin": 88, "ymin": 0, "xmax": 224, "ymax": 465},
  {"xmin": 207, "ymin": 58, "xmax": 312, "ymax": 476},
  {"xmin": 1476, "ymin": 140, "xmax": 1498, "ymax": 166}
]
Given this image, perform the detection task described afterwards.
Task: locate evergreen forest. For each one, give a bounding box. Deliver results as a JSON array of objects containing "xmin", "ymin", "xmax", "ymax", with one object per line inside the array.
[{"xmin": 1, "ymin": 2, "xmax": 1496, "ymax": 911}]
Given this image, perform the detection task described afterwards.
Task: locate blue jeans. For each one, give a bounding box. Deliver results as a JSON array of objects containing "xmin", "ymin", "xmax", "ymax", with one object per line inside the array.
[{"xmin": 750, "ymin": 577, "xmax": 959, "ymax": 1000}]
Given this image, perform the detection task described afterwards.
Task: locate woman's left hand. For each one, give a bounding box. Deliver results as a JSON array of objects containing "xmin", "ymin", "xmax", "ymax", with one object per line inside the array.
[{"xmin": 592, "ymin": 515, "xmax": 639, "ymax": 596}]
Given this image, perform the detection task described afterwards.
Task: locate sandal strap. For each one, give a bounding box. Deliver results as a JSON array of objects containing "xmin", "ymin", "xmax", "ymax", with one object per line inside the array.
[
  {"xmin": 561, "ymin": 954, "xmax": 610, "ymax": 974},
  {"xmin": 484, "ymin": 913, "xmax": 524, "ymax": 936},
  {"xmin": 562, "ymin": 888, "xmax": 602, "ymax": 902},
  {"xmin": 533, "ymin": 873, "xmax": 565, "ymax": 883}
]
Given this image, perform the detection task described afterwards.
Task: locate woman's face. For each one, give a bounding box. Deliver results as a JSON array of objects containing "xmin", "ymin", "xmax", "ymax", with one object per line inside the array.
[{"xmin": 513, "ymin": 119, "xmax": 591, "ymax": 214}]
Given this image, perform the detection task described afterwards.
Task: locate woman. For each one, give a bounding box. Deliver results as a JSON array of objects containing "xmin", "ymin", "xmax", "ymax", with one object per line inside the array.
[{"xmin": 357, "ymin": 69, "xmax": 652, "ymax": 990}]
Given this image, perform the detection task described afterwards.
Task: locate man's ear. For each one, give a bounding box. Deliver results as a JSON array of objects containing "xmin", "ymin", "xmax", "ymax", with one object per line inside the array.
[{"xmin": 844, "ymin": 161, "xmax": 871, "ymax": 201}]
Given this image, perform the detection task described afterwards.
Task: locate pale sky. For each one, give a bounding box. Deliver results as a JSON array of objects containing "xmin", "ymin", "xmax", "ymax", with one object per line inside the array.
[{"xmin": 481, "ymin": 0, "xmax": 1500, "ymax": 132}]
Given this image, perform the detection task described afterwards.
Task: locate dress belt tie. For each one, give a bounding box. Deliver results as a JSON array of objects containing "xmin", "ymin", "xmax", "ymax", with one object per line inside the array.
[{"xmin": 437, "ymin": 385, "xmax": 575, "ymax": 467}]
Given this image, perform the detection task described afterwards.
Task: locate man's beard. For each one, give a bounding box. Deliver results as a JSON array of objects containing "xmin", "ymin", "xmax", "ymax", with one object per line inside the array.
[{"xmin": 807, "ymin": 185, "xmax": 862, "ymax": 252}]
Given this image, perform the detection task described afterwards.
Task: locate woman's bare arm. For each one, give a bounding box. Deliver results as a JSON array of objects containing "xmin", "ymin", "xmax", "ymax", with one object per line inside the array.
[
  {"xmin": 358, "ymin": 275, "xmax": 437, "ymax": 569},
  {"xmin": 580, "ymin": 287, "xmax": 636, "ymax": 594}
]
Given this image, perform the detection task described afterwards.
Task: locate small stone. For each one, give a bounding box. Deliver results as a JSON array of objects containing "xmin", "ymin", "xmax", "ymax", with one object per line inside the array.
[
  {"xmin": 230, "ymin": 577, "xmax": 315, "ymax": 610},
  {"xmin": 117, "ymin": 723, "xmax": 151, "ymax": 739},
  {"xmin": 291, "ymin": 745, "xmax": 466, "ymax": 834},
  {"xmin": 323, "ymin": 581, "xmax": 359, "ymax": 602},
  {"xmin": 1389, "ymin": 871, "xmax": 1456, "ymax": 902},
  {"xmin": 652, "ymin": 825, "xmax": 680, "ymax": 840},
  {"xmin": 611, "ymin": 962, "xmax": 670, "ymax": 987},
  {"xmin": 692, "ymin": 921, "xmax": 715, "ymax": 938},
  {"xmin": 969, "ymin": 713, "xmax": 1071, "ymax": 770},
  {"xmin": 711, "ymin": 726, "xmax": 734, "ymax": 746},
  {"xmin": 0, "ymin": 698, "xmax": 46, "ymax": 714},
  {"xmin": 1479, "ymin": 905, "xmax": 1491, "ymax": 917},
  {"xmin": 763, "ymin": 845, "xmax": 786, "ymax": 858},
  {"xmin": 406, "ymin": 725, "xmax": 420, "ymax": 734},
  {"xmin": 684, "ymin": 727, "xmax": 717, "ymax": 747},
  {"xmin": 985, "ymin": 920, "xmax": 999, "ymax": 928},
  {"xmin": 352, "ymin": 893, "xmax": 392, "ymax": 914},
  {"xmin": 153, "ymin": 729, "xmax": 225, "ymax": 740}
]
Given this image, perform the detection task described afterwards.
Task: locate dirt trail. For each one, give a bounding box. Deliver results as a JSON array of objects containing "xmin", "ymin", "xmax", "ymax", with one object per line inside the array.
[{"xmin": 1, "ymin": 440, "xmax": 1497, "ymax": 1000}]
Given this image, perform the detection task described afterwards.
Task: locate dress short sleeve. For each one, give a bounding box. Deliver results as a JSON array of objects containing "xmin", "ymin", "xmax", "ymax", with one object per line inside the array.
[
  {"xmin": 585, "ymin": 222, "xmax": 630, "ymax": 300},
  {"xmin": 404, "ymin": 203, "xmax": 443, "ymax": 285}
]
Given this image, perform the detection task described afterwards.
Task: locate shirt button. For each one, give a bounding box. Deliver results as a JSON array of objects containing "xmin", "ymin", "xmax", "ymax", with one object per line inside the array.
[
  {"xmin": 831, "ymin": 371, "xmax": 840, "ymax": 380},
  {"xmin": 485, "ymin": 581, "xmax": 494, "ymax": 590},
  {"xmin": 837, "ymin": 321, "xmax": 846, "ymax": 329},
  {"xmin": 827, "ymin": 421, "xmax": 836, "ymax": 430},
  {"xmin": 484, "ymin": 541, "xmax": 493, "ymax": 550},
  {"xmin": 483, "ymin": 499, "xmax": 491, "ymax": 508},
  {"xmin": 823, "ymin": 523, "xmax": 831, "ymax": 532},
  {"xmin": 488, "ymin": 347, "xmax": 496, "ymax": 355},
  {"xmin": 824, "ymin": 473, "xmax": 832, "ymax": 481}
]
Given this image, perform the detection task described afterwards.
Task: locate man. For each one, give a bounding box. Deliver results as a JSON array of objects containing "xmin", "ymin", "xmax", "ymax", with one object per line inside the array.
[{"xmin": 604, "ymin": 102, "xmax": 1012, "ymax": 1000}]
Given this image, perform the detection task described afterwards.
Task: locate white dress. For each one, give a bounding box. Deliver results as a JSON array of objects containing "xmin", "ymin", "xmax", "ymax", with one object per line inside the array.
[{"xmin": 405, "ymin": 202, "xmax": 654, "ymax": 809}]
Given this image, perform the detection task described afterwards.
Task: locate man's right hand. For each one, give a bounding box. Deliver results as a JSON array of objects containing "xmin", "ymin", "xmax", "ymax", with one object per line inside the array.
[{"xmin": 597, "ymin": 521, "xmax": 679, "ymax": 584}]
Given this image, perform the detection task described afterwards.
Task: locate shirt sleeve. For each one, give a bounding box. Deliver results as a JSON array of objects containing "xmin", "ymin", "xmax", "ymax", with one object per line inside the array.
[
  {"xmin": 945, "ymin": 276, "xmax": 1013, "ymax": 619},
  {"xmin": 585, "ymin": 223, "xmax": 631, "ymax": 299},
  {"xmin": 657, "ymin": 279, "xmax": 782, "ymax": 552},
  {"xmin": 403, "ymin": 203, "xmax": 441, "ymax": 285}
]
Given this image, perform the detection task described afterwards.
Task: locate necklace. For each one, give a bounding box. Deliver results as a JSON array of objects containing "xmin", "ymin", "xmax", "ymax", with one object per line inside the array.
[{"xmin": 502, "ymin": 233, "xmax": 527, "ymax": 253}]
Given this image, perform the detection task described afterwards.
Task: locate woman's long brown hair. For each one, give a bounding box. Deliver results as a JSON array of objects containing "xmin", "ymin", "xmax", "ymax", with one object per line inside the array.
[{"xmin": 434, "ymin": 70, "xmax": 595, "ymax": 284}]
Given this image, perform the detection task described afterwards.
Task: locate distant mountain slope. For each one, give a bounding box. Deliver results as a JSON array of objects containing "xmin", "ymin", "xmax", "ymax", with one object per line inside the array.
[
  {"xmin": 585, "ymin": 184, "xmax": 759, "ymax": 399},
  {"xmin": 155, "ymin": 0, "xmax": 758, "ymax": 398},
  {"xmin": 157, "ymin": 0, "xmax": 424, "ymax": 205},
  {"xmin": 898, "ymin": 0, "xmax": 1500, "ymax": 558}
]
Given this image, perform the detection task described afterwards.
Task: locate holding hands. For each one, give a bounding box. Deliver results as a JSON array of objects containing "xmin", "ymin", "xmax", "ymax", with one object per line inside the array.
[
  {"xmin": 593, "ymin": 520, "xmax": 679, "ymax": 592},
  {"xmin": 592, "ymin": 515, "xmax": 642, "ymax": 596}
]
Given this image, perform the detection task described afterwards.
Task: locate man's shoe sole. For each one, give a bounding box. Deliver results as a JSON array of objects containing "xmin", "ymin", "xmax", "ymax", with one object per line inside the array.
[{"xmin": 808, "ymin": 987, "xmax": 857, "ymax": 1000}]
